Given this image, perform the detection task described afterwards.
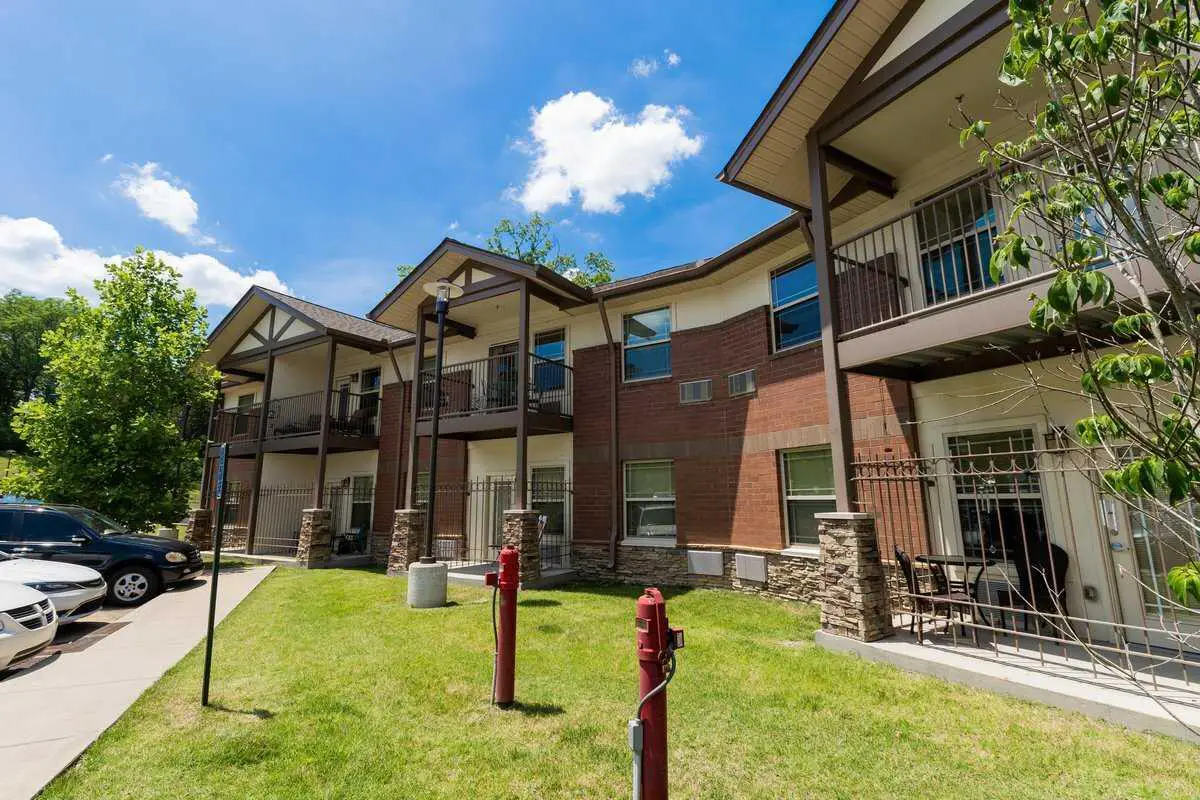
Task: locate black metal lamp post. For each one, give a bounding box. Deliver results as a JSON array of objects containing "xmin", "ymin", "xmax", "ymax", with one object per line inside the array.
[{"xmin": 420, "ymin": 278, "xmax": 463, "ymax": 563}]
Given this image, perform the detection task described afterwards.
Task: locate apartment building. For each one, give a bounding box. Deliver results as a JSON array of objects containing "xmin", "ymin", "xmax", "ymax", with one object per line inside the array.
[{"xmin": 197, "ymin": 0, "xmax": 1193, "ymax": 655}]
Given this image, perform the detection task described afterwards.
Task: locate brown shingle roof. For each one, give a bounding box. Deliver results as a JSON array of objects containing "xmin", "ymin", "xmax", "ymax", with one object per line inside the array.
[{"xmin": 258, "ymin": 288, "xmax": 413, "ymax": 345}]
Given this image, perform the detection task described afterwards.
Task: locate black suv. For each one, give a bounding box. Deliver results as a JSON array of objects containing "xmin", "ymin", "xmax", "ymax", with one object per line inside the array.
[{"xmin": 0, "ymin": 504, "xmax": 203, "ymax": 606}]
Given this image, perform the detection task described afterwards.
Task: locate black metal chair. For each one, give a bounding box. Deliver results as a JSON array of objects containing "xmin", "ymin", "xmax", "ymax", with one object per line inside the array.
[{"xmin": 895, "ymin": 546, "xmax": 974, "ymax": 640}]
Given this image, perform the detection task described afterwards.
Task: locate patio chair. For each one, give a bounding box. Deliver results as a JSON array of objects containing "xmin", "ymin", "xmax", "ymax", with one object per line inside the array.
[
  {"xmin": 1014, "ymin": 542, "xmax": 1070, "ymax": 634},
  {"xmin": 895, "ymin": 546, "xmax": 973, "ymax": 640}
]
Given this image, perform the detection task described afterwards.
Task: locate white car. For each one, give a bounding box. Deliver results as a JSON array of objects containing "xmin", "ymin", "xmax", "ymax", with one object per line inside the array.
[
  {"xmin": 0, "ymin": 582, "xmax": 57, "ymax": 671},
  {"xmin": 0, "ymin": 551, "xmax": 107, "ymax": 622}
]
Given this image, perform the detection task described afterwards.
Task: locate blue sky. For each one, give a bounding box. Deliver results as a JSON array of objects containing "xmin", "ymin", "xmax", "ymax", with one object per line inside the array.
[{"xmin": 0, "ymin": 1, "xmax": 828, "ymax": 319}]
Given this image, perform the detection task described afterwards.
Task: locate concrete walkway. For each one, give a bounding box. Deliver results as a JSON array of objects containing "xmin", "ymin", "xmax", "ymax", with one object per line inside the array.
[{"xmin": 0, "ymin": 566, "xmax": 273, "ymax": 800}]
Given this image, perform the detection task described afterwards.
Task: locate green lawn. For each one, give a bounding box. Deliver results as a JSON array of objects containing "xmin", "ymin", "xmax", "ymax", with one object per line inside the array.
[{"xmin": 43, "ymin": 570, "xmax": 1200, "ymax": 799}]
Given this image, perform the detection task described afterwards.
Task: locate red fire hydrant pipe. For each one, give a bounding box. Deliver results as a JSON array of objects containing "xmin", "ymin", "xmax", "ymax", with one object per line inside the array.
[
  {"xmin": 635, "ymin": 588, "xmax": 673, "ymax": 800},
  {"xmin": 487, "ymin": 546, "xmax": 520, "ymax": 707}
]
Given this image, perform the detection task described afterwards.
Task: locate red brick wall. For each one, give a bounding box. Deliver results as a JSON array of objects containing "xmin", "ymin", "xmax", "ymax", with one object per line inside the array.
[
  {"xmin": 572, "ymin": 305, "xmax": 920, "ymax": 553},
  {"xmin": 372, "ymin": 381, "xmax": 467, "ymax": 536}
]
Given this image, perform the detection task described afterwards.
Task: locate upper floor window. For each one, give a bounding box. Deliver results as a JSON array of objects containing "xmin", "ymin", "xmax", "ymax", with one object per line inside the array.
[
  {"xmin": 915, "ymin": 180, "xmax": 999, "ymax": 305},
  {"xmin": 534, "ymin": 329, "xmax": 567, "ymax": 392},
  {"xmin": 623, "ymin": 307, "xmax": 671, "ymax": 382},
  {"xmin": 771, "ymin": 261, "xmax": 820, "ymax": 351}
]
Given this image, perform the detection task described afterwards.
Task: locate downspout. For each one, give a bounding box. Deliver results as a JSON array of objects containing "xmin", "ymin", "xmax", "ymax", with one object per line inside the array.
[{"xmin": 597, "ymin": 296, "xmax": 620, "ymax": 569}]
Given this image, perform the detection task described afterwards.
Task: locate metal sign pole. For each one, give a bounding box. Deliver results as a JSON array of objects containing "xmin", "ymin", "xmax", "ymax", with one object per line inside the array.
[{"xmin": 201, "ymin": 443, "xmax": 228, "ymax": 707}]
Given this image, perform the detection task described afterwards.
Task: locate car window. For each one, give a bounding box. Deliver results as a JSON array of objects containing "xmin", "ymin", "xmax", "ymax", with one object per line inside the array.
[
  {"xmin": 0, "ymin": 509, "xmax": 17, "ymax": 541},
  {"xmin": 62, "ymin": 507, "xmax": 128, "ymax": 535},
  {"xmin": 20, "ymin": 511, "xmax": 84, "ymax": 542}
]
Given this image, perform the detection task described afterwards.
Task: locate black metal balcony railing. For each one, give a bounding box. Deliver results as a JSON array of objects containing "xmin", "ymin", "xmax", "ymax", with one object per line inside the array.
[
  {"xmin": 832, "ymin": 171, "xmax": 1058, "ymax": 336},
  {"xmin": 417, "ymin": 352, "xmax": 573, "ymax": 422},
  {"xmin": 211, "ymin": 390, "xmax": 380, "ymax": 444}
]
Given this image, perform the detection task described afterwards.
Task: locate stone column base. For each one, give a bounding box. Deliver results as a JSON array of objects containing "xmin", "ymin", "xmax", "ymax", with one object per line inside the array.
[
  {"xmin": 296, "ymin": 508, "xmax": 332, "ymax": 568},
  {"xmin": 185, "ymin": 508, "xmax": 212, "ymax": 550},
  {"xmin": 503, "ymin": 509, "xmax": 541, "ymax": 585},
  {"xmin": 388, "ymin": 509, "xmax": 425, "ymax": 576},
  {"xmin": 816, "ymin": 512, "xmax": 893, "ymax": 642}
]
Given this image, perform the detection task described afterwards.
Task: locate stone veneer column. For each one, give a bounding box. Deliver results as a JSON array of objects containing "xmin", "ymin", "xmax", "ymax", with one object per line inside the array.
[
  {"xmin": 816, "ymin": 511, "xmax": 893, "ymax": 642},
  {"xmin": 387, "ymin": 509, "xmax": 425, "ymax": 576},
  {"xmin": 296, "ymin": 508, "xmax": 332, "ymax": 568},
  {"xmin": 185, "ymin": 508, "xmax": 212, "ymax": 550},
  {"xmin": 503, "ymin": 509, "xmax": 541, "ymax": 585}
]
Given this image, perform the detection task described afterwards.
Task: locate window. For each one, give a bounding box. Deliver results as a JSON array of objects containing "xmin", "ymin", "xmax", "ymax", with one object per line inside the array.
[
  {"xmin": 624, "ymin": 461, "xmax": 675, "ymax": 540},
  {"xmin": 771, "ymin": 261, "xmax": 821, "ymax": 351},
  {"xmin": 20, "ymin": 511, "xmax": 84, "ymax": 543},
  {"xmin": 948, "ymin": 429, "xmax": 1048, "ymax": 560},
  {"xmin": 0, "ymin": 510, "xmax": 17, "ymax": 541},
  {"xmin": 782, "ymin": 448, "xmax": 837, "ymax": 546},
  {"xmin": 534, "ymin": 329, "xmax": 566, "ymax": 392},
  {"xmin": 359, "ymin": 368, "xmax": 382, "ymax": 434},
  {"xmin": 679, "ymin": 379, "xmax": 712, "ymax": 404},
  {"xmin": 623, "ymin": 308, "xmax": 671, "ymax": 382},
  {"xmin": 350, "ymin": 475, "xmax": 375, "ymax": 532},
  {"xmin": 531, "ymin": 466, "xmax": 567, "ymax": 539},
  {"xmin": 728, "ymin": 369, "xmax": 756, "ymax": 397},
  {"xmin": 223, "ymin": 481, "xmax": 243, "ymax": 525},
  {"xmin": 915, "ymin": 180, "xmax": 999, "ymax": 304}
]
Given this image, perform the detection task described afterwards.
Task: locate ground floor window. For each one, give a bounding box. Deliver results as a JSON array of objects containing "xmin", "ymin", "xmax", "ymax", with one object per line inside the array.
[
  {"xmin": 350, "ymin": 475, "xmax": 375, "ymax": 531},
  {"xmin": 624, "ymin": 460, "xmax": 675, "ymax": 540},
  {"xmin": 781, "ymin": 448, "xmax": 836, "ymax": 546},
  {"xmin": 531, "ymin": 466, "xmax": 567, "ymax": 537}
]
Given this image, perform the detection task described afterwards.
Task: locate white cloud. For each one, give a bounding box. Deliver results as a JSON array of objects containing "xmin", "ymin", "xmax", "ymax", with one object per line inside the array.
[
  {"xmin": 514, "ymin": 91, "xmax": 703, "ymax": 214},
  {"xmin": 116, "ymin": 162, "xmax": 214, "ymax": 244},
  {"xmin": 664, "ymin": 50, "xmax": 681, "ymax": 67},
  {"xmin": 99, "ymin": 153, "xmax": 113, "ymax": 164},
  {"xmin": 447, "ymin": 220, "xmax": 459, "ymax": 232},
  {"xmin": 0, "ymin": 215, "xmax": 288, "ymax": 308},
  {"xmin": 630, "ymin": 57, "xmax": 658, "ymax": 78}
]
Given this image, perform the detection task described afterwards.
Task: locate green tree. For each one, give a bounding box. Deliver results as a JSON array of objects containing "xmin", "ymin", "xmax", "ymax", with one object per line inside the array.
[
  {"xmin": 959, "ymin": 2, "xmax": 1200, "ymax": 635},
  {"xmin": 4, "ymin": 250, "xmax": 218, "ymax": 529},
  {"xmin": 486, "ymin": 213, "xmax": 615, "ymax": 287},
  {"xmin": 0, "ymin": 291, "xmax": 73, "ymax": 450}
]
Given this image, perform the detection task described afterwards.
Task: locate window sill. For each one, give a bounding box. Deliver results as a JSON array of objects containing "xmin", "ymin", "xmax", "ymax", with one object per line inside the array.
[
  {"xmin": 780, "ymin": 544, "xmax": 820, "ymax": 560},
  {"xmin": 621, "ymin": 537, "xmax": 678, "ymax": 549},
  {"xmin": 622, "ymin": 375, "xmax": 673, "ymax": 386},
  {"xmin": 769, "ymin": 340, "xmax": 822, "ymax": 361}
]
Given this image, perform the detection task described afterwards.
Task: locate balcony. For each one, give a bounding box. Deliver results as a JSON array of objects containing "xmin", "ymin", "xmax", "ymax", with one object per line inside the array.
[
  {"xmin": 831, "ymin": 171, "xmax": 1070, "ymax": 380},
  {"xmin": 415, "ymin": 352, "xmax": 573, "ymax": 439},
  {"xmin": 211, "ymin": 389, "xmax": 380, "ymax": 456}
]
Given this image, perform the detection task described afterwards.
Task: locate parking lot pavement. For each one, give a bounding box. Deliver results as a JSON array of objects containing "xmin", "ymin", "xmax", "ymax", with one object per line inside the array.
[{"xmin": 0, "ymin": 566, "xmax": 273, "ymax": 800}]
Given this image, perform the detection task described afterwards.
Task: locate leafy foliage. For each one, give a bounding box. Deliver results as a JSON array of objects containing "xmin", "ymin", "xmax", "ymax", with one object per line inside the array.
[
  {"xmin": 961, "ymin": 0, "xmax": 1200, "ymax": 605},
  {"xmin": 486, "ymin": 213, "xmax": 614, "ymax": 287},
  {"xmin": 2, "ymin": 250, "xmax": 218, "ymax": 530},
  {"xmin": 0, "ymin": 291, "xmax": 73, "ymax": 450}
]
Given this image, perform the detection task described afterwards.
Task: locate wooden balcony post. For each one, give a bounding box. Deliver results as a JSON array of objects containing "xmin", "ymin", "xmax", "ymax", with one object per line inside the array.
[
  {"xmin": 405, "ymin": 312, "xmax": 426, "ymax": 508},
  {"xmin": 313, "ymin": 337, "xmax": 337, "ymax": 508},
  {"xmin": 806, "ymin": 135, "xmax": 856, "ymax": 511},
  {"xmin": 245, "ymin": 349, "xmax": 275, "ymax": 554},
  {"xmin": 199, "ymin": 384, "xmax": 221, "ymax": 507},
  {"xmin": 514, "ymin": 280, "xmax": 529, "ymax": 510}
]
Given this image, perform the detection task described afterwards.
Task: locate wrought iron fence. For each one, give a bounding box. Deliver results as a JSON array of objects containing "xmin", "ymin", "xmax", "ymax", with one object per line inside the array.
[
  {"xmin": 853, "ymin": 440, "xmax": 1200, "ymax": 697},
  {"xmin": 211, "ymin": 483, "xmax": 376, "ymax": 559},
  {"xmin": 417, "ymin": 352, "xmax": 573, "ymax": 422},
  {"xmin": 414, "ymin": 477, "xmax": 572, "ymax": 569}
]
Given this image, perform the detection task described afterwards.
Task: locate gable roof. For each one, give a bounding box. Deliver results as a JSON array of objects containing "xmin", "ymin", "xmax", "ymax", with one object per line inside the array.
[{"xmin": 205, "ymin": 286, "xmax": 412, "ymax": 365}]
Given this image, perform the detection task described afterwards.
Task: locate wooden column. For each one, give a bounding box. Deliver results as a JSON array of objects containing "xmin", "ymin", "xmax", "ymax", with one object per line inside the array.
[
  {"xmin": 806, "ymin": 135, "xmax": 856, "ymax": 511},
  {"xmin": 385, "ymin": 345, "xmax": 407, "ymax": 513},
  {"xmin": 514, "ymin": 280, "xmax": 530, "ymax": 510},
  {"xmin": 198, "ymin": 384, "xmax": 221, "ymax": 507},
  {"xmin": 404, "ymin": 311, "xmax": 426, "ymax": 507},
  {"xmin": 245, "ymin": 351, "xmax": 275, "ymax": 554},
  {"xmin": 313, "ymin": 337, "xmax": 337, "ymax": 508}
]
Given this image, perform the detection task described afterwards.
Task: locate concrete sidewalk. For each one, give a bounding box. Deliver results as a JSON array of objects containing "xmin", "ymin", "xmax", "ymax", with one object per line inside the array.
[{"xmin": 0, "ymin": 566, "xmax": 273, "ymax": 800}]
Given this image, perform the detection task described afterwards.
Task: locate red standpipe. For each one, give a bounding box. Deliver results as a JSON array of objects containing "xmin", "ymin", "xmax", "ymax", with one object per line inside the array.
[
  {"xmin": 636, "ymin": 588, "xmax": 672, "ymax": 800},
  {"xmin": 485, "ymin": 546, "xmax": 520, "ymax": 707}
]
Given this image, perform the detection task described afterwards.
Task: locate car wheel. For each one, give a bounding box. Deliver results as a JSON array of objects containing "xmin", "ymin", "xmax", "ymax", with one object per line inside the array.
[{"xmin": 107, "ymin": 565, "xmax": 160, "ymax": 607}]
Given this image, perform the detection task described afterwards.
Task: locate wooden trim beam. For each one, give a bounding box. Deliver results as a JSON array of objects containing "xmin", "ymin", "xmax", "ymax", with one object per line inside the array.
[
  {"xmin": 313, "ymin": 338, "xmax": 337, "ymax": 508},
  {"xmin": 421, "ymin": 313, "xmax": 475, "ymax": 340},
  {"xmin": 404, "ymin": 307, "xmax": 425, "ymax": 508},
  {"xmin": 244, "ymin": 348, "xmax": 276, "ymax": 553},
  {"xmin": 514, "ymin": 280, "xmax": 530, "ymax": 510},
  {"xmin": 825, "ymin": 147, "xmax": 896, "ymax": 197}
]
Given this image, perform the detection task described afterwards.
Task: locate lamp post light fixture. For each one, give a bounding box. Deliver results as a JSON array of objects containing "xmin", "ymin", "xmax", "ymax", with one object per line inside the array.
[{"xmin": 418, "ymin": 278, "xmax": 463, "ymax": 564}]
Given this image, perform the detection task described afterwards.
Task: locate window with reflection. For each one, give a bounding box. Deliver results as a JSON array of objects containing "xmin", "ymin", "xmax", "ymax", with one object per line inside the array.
[
  {"xmin": 770, "ymin": 261, "xmax": 820, "ymax": 351},
  {"xmin": 623, "ymin": 308, "xmax": 671, "ymax": 381}
]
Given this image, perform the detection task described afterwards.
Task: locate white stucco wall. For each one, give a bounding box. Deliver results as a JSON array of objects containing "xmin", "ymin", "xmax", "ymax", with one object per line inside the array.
[{"xmin": 911, "ymin": 357, "xmax": 1145, "ymax": 633}]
